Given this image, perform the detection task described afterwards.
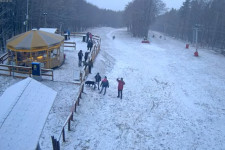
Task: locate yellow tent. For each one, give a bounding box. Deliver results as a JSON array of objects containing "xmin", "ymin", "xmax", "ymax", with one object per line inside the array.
[{"xmin": 7, "ymin": 29, "xmax": 65, "ymax": 69}]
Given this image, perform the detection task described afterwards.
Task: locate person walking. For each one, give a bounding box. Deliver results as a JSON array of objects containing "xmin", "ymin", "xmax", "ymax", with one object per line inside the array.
[
  {"xmin": 87, "ymin": 40, "xmax": 93, "ymax": 51},
  {"xmin": 100, "ymin": 76, "xmax": 109, "ymax": 95},
  {"xmin": 117, "ymin": 78, "xmax": 125, "ymax": 99},
  {"xmin": 88, "ymin": 59, "xmax": 93, "ymax": 73},
  {"xmin": 86, "ymin": 32, "xmax": 89, "ymax": 42},
  {"xmin": 67, "ymin": 29, "xmax": 70, "ymax": 40},
  {"xmin": 95, "ymin": 73, "xmax": 101, "ymax": 90},
  {"xmin": 78, "ymin": 50, "xmax": 83, "ymax": 67},
  {"xmin": 84, "ymin": 51, "xmax": 89, "ymax": 62},
  {"xmin": 89, "ymin": 32, "xmax": 93, "ymax": 41}
]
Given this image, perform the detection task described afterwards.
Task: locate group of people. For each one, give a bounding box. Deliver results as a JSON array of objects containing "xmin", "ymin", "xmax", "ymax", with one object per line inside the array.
[
  {"xmin": 64, "ymin": 30, "xmax": 70, "ymax": 40},
  {"xmin": 86, "ymin": 32, "xmax": 94, "ymax": 51},
  {"xmin": 79, "ymin": 32, "xmax": 125, "ymax": 99},
  {"xmin": 94, "ymin": 73, "xmax": 125, "ymax": 99},
  {"xmin": 87, "ymin": 40, "xmax": 93, "ymax": 51},
  {"xmin": 78, "ymin": 50, "xmax": 93, "ymax": 73},
  {"xmin": 86, "ymin": 32, "xmax": 93, "ymax": 42}
]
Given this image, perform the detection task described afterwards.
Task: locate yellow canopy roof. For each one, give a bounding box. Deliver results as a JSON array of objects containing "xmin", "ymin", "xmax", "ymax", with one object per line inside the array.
[{"xmin": 7, "ymin": 29, "xmax": 64, "ymax": 51}]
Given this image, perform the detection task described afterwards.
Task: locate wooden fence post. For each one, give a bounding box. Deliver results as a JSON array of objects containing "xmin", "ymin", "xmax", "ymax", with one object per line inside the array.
[
  {"xmin": 71, "ymin": 112, "xmax": 73, "ymax": 121},
  {"xmin": 79, "ymin": 91, "xmax": 81, "ymax": 99},
  {"xmin": 62, "ymin": 128, "xmax": 66, "ymax": 142},
  {"xmin": 57, "ymin": 140, "xmax": 60, "ymax": 150},
  {"xmin": 51, "ymin": 136, "xmax": 55, "ymax": 150},
  {"xmin": 78, "ymin": 97, "xmax": 80, "ymax": 106},
  {"xmin": 9, "ymin": 66, "xmax": 11, "ymax": 76},
  {"xmin": 80, "ymin": 72, "xmax": 82, "ymax": 82},
  {"xmin": 51, "ymin": 136, "xmax": 58, "ymax": 150},
  {"xmin": 52, "ymin": 70, "xmax": 54, "ymax": 81},
  {"xmin": 82, "ymin": 84, "xmax": 84, "ymax": 93},
  {"xmin": 68, "ymin": 118, "xmax": 71, "ymax": 131},
  {"xmin": 74, "ymin": 102, "xmax": 77, "ymax": 112}
]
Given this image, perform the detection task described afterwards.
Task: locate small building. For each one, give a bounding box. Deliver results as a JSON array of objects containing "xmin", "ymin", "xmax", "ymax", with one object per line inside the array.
[
  {"xmin": 0, "ymin": 77, "xmax": 57, "ymax": 150},
  {"xmin": 6, "ymin": 29, "xmax": 64, "ymax": 69}
]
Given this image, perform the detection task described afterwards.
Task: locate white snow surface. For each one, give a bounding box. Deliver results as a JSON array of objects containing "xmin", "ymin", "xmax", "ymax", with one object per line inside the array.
[
  {"xmin": 0, "ymin": 27, "xmax": 225, "ymax": 150},
  {"xmin": 0, "ymin": 77, "xmax": 57, "ymax": 150},
  {"xmin": 60, "ymin": 28, "xmax": 225, "ymax": 150}
]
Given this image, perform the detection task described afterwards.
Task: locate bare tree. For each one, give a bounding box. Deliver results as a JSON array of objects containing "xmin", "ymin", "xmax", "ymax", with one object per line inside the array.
[{"xmin": 124, "ymin": 0, "xmax": 165, "ymax": 37}]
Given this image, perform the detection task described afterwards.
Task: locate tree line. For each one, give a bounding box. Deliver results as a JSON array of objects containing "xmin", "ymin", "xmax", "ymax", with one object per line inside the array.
[
  {"xmin": 0, "ymin": 0, "xmax": 123, "ymax": 52},
  {"xmin": 2, "ymin": 0, "xmax": 225, "ymax": 52},
  {"xmin": 152, "ymin": 0, "xmax": 225, "ymax": 50},
  {"xmin": 123, "ymin": 0, "xmax": 165, "ymax": 38}
]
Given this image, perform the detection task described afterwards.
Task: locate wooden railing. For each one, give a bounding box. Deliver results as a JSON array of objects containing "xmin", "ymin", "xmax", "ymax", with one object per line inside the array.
[
  {"xmin": 41, "ymin": 68, "xmax": 54, "ymax": 81},
  {"xmin": 0, "ymin": 64, "xmax": 54, "ymax": 80},
  {"xmin": 0, "ymin": 64, "xmax": 32, "ymax": 78},
  {"xmin": 0, "ymin": 52, "xmax": 9, "ymax": 64},
  {"xmin": 56, "ymin": 83, "xmax": 84, "ymax": 143},
  {"xmin": 79, "ymin": 38, "xmax": 101, "ymax": 82},
  {"xmin": 64, "ymin": 42, "xmax": 76, "ymax": 50},
  {"xmin": 52, "ymin": 34, "xmax": 101, "ymax": 150}
]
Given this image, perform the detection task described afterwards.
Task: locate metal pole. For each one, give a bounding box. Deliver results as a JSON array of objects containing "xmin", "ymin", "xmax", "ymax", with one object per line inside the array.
[
  {"xmin": 195, "ymin": 28, "xmax": 198, "ymax": 49},
  {"xmin": 12, "ymin": 52, "xmax": 15, "ymax": 78},
  {"xmin": 193, "ymin": 25, "xmax": 200, "ymax": 50},
  {"xmin": 45, "ymin": 15, "xmax": 46, "ymax": 27},
  {"xmin": 43, "ymin": 13, "xmax": 47, "ymax": 27},
  {"xmin": 26, "ymin": 0, "xmax": 29, "ymax": 31}
]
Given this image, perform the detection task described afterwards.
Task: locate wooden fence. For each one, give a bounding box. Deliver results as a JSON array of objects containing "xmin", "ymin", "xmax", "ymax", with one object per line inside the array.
[
  {"xmin": 79, "ymin": 40, "xmax": 101, "ymax": 83},
  {"xmin": 69, "ymin": 32, "xmax": 101, "ymax": 42},
  {"xmin": 52, "ymin": 34, "xmax": 101, "ymax": 150},
  {"xmin": 64, "ymin": 42, "xmax": 76, "ymax": 50},
  {"xmin": 58, "ymin": 83, "xmax": 84, "ymax": 143},
  {"xmin": 0, "ymin": 64, "xmax": 54, "ymax": 80},
  {"xmin": 0, "ymin": 52, "xmax": 8, "ymax": 64}
]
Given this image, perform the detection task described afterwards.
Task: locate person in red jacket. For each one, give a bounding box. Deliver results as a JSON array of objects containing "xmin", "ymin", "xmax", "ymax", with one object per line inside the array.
[
  {"xmin": 100, "ymin": 76, "xmax": 109, "ymax": 95},
  {"xmin": 117, "ymin": 78, "xmax": 125, "ymax": 99}
]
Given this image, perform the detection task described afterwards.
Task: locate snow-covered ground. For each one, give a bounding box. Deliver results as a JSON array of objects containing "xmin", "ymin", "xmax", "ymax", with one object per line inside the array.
[
  {"xmin": 60, "ymin": 27, "xmax": 225, "ymax": 150},
  {"xmin": 0, "ymin": 34, "xmax": 87, "ymax": 149},
  {"xmin": 1, "ymin": 27, "xmax": 225, "ymax": 150}
]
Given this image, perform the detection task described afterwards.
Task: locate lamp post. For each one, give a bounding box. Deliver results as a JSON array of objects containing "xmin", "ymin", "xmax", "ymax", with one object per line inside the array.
[
  {"xmin": 193, "ymin": 24, "xmax": 202, "ymax": 57},
  {"xmin": 43, "ymin": 12, "xmax": 47, "ymax": 27}
]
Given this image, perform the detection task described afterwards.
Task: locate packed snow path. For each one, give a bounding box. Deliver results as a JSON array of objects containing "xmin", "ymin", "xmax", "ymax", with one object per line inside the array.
[{"xmin": 60, "ymin": 28, "xmax": 225, "ymax": 150}]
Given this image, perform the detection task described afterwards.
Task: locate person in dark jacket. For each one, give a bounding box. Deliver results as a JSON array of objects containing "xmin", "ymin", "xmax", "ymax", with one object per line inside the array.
[
  {"xmin": 78, "ymin": 50, "xmax": 83, "ymax": 67},
  {"xmin": 117, "ymin": 78, "xmax": 125, "ymax": 99},
  {"xmin": 86, "ymin": 32, "xmax": 89, "ymax": 42},
  {"xmin": 88, "ymin": 59, "xmax": 93, "ymax": 73},
  {"xmin": 84, "ymin": 51, "xmax": 89, "ymax": 62},
  {"xmin": 95, "ymin": 73, "xmax": 101, "ymax": 90},
  {"xmin": 87, "ymin": 40, "xmax": 93, "ymax": 51},
  {"xmin": 100, "ymin": 76, "xmax": 109, "ymax": 95},
  {"xmin": 67, "ymin": 30, "xmax": 70, "ymax": 40}
]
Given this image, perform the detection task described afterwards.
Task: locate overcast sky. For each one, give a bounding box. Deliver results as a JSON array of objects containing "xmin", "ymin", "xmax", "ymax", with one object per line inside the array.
[{"xmin": 85, "ymin": 0, "xmax": 185, "ymax": 11}]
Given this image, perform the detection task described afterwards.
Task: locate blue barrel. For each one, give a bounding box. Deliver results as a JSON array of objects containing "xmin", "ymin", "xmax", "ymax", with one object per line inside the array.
[{"xmin": 32, "ymin": 62, "xmax": 41, "ymax": 76}]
